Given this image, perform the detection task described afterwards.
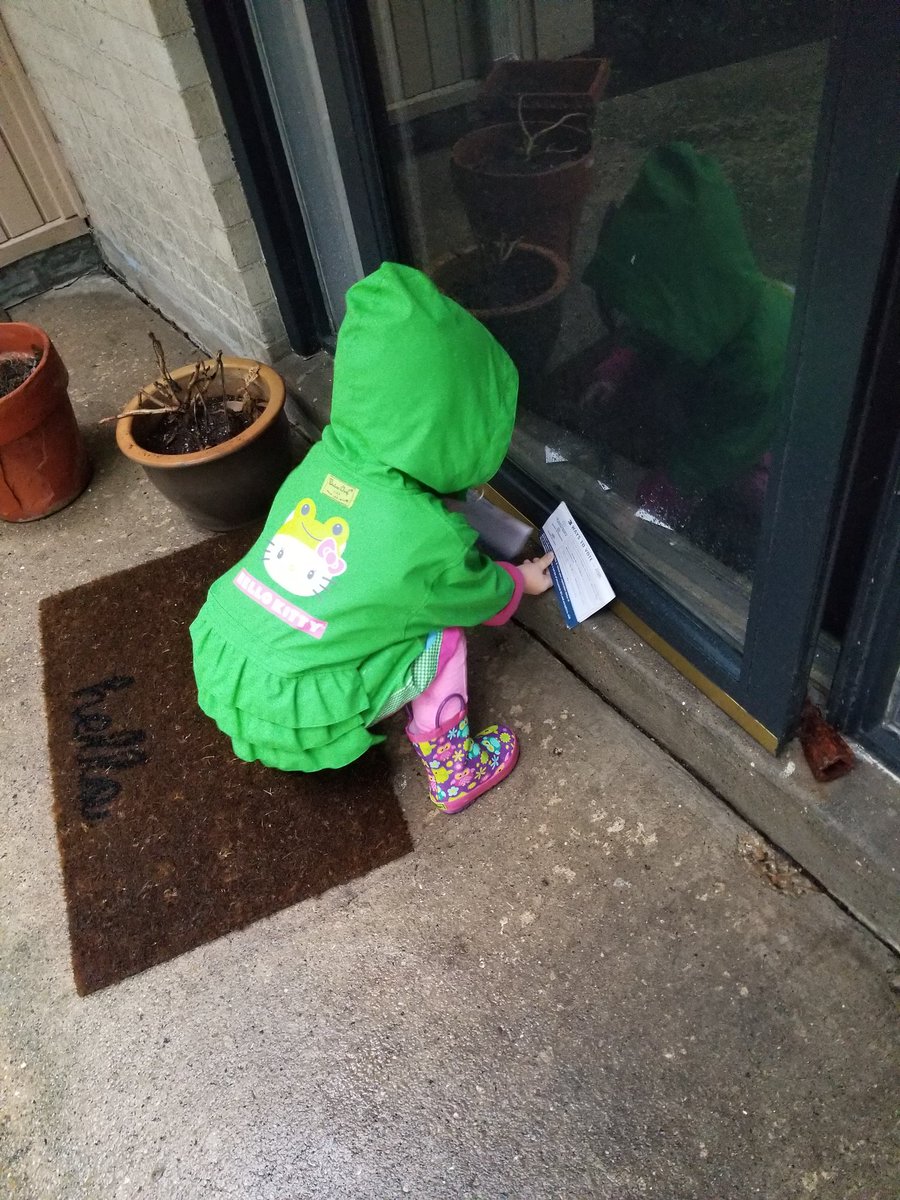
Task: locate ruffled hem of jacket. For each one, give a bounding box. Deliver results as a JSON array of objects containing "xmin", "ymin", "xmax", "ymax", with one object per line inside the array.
[{"xmin": 190, "ymin": 611, "xmax": 382, "ymax": 772}]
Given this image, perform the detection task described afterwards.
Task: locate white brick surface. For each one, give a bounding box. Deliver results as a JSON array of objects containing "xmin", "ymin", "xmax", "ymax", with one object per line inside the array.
[
  {"xmin": 180, "ymin": 82, "xmax": 223, "ymax": 139},
  {"xmin": 89, "ymin": 0, "xmax": 193, "ymax": 39},
  {"xmin": 163, "ymin": 29, "xmax": 209, "ymax": 89},
  {"xmin": 211, "ymin": 177, "xmax": 252, "ymax": 229},
  {"xmin": 0, "ymin": 0, "xmax": 287, "ymax": 360},
  {"xmin": 225, "ymin": 220, "xmax": 265, "ymax": 271},
  {"xmin": 179, "ymin": 131, "xmax": 237, "ymax": 188},
  {"xmin": 145, "ymin": 0, "xmax": 194, "ymax": 39},
  {"xmin": 240, "ymin": 261, "xmax": 278, "ymax": 309}
]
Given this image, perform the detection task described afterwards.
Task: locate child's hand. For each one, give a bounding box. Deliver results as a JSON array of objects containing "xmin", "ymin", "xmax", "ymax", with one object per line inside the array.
[{"xmin": 519, "ymin": 552, "xmax": 555, "ymax": 595}]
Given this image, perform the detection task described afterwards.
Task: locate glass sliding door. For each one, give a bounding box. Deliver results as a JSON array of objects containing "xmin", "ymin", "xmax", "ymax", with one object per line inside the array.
[
  {"xmin": 225, "ymin": 0, "xmax": 897, "ymax": 748},
  {"xmin": 360, "ymin": 0, "xmax": 831, "ymax": 657}
]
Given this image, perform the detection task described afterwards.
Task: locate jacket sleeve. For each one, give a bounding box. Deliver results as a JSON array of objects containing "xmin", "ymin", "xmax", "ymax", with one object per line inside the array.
[
  {"xmin": 412, "ymin": 546, "xmax": 521, "ymax": 634},
  {"xmin": 484, "ymin": 562, "xmax": 524, "ymax": 626}
]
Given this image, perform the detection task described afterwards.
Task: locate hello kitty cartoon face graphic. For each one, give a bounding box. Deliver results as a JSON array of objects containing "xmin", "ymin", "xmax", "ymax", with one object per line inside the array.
[{"xmin": 262, "ymin": 498, "xmax": 349, "ymax": 597}]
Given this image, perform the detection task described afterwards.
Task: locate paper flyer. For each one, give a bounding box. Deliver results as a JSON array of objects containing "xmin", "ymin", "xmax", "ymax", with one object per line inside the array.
[{"xmin": 540, "ymin": 502, "xmax": 615, "ymax": 629}]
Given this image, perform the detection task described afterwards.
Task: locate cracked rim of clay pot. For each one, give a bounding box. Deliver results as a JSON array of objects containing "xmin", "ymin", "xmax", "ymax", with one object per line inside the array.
[{"xmin": 115, "ymin": 356, "xmax": 285, "ymax": 469}]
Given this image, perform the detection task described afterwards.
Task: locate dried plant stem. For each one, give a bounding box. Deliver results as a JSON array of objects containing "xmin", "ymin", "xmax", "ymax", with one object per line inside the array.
[
  {"xmin": 236, "ymin": 363, "xmax": 261, "ymax": 417},
  {"xmin": 102, "ymin": 337, "xmax": 262, "ymax": 435},
  {"xmin": 472, "ymin": 236, "xmax": 521, "ymax": 269},
  {"xmin": 195, "ymin": 352, "xmax": 222, "ymax": 402},
  {"xmin": 149, "ymin": 332, "xmax": 181, "ymax": 401},
  {"xmin": 98, "ymin": 405, "xmax": 178, "ymax": 425},
  {"xmin": 184, "ymin": 361, "xmax": 203, "ymax": 392},
  {"xmin": 498, "ymin": 236, "xmax": 521, "ymax": 264},
  {"xmin": 98, "ymin": 387, "xmax": 173, "ymax": 424},
  {"xmin": 516, "ymin": 94, "xmax": 583, "ymax": 160}
]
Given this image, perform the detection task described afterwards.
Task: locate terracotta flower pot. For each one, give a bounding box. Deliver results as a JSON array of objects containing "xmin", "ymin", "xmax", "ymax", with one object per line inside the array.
[
  {"xmin": 431, "ymin": 243, "xmax": 570, "ymax": 395},
  {"xmin": 0, "ymin": 322, "xmax": 91, "ymax": 522},
  {"xmin": 115, "ymin": 357, "xmax": 293, "ymax": 531},
  {"xmin": 451, "ymin": 121, "xmax": 594, "ymax": 262}
]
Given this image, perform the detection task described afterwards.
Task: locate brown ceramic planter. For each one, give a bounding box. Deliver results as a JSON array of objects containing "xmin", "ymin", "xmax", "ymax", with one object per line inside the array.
[
  {"xmin": 451, "ymin": 122, "xmax": 594, "ymax": 262},
  {"xmin": 115, "ymin": 357, "xmax": 292, "ymax": 531},
  {"xmin": 431, "ymin": 243, "xmax": 570, "ymax": 392},
  {"xmin": 478, "ymin": 57, "xmax": 611, "ymax": 122},
  {"xmin": 0, "ymin": 322, "xmax": 92, "ymax": 522}
]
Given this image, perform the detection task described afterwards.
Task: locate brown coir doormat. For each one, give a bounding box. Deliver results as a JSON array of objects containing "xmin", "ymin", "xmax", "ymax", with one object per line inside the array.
[{"xmin": 39, "ymin": 527, "xmax": 411, "ymax": 996}]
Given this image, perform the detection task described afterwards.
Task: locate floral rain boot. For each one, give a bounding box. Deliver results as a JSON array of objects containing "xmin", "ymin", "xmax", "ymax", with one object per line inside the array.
[{"xmin": 407, "ymin": 708, "xmax": 519, "ymax": 814}]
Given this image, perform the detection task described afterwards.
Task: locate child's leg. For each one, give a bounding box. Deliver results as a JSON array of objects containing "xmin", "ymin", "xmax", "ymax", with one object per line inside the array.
[
  {"xmin": 407, "ymin": 627, "xmax": 467, "ymax": 736},
  {"xmin": 406, "ymin": 627, "xmax": 519, "ymax": 814}
]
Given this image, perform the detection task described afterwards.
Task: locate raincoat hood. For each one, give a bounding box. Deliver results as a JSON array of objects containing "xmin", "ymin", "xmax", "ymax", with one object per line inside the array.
[
  {"xmin": 323, "ymin": 262, "xmax": 518, "ymax": 494},
  {"xmin": 584, "ymin": 142, "xmax": 766, "ymax": 366}
]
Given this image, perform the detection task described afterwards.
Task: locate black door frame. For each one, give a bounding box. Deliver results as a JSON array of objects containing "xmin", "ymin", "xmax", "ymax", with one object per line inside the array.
[
  {"xmin": 737, "ymin": 0, "xmax": 900, "ymax": 741},
  {"xmin": 827, "ymin": 221, "xmax": 900, "ymax": 772}
]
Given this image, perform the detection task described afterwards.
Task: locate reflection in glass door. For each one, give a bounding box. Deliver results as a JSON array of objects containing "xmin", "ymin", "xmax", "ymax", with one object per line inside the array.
[{"xmin": 363, "ymin": 0, "xmax": 832, "ymax": 654}]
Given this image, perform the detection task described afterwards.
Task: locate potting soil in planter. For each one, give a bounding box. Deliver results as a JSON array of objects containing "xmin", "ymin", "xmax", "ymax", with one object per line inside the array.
[
  {"xmin": 441, "ymin": 251, "xmax": 557, "ymax": 311},
  {"xmin": 139, "ymin": 395, "xmax": 262, "ymax": 456},
  {"xmin": 475, "ymin": 126, "xmax": 587, "ymax": 175},
  {"xmin": 0, "ymin": 352, "xmax": 40, "ymax": 398}
]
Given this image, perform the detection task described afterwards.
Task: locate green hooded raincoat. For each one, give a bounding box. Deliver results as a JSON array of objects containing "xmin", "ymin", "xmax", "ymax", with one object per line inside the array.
[
  {"xmin": 584, "ymin": 142, "xmax": 792, "ymax": 494},
  {"xmin": 190, "ymin": 263, "xmax": 519, "ymax": 771}
]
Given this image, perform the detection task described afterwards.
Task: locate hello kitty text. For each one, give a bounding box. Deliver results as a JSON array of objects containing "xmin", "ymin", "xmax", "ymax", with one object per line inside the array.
[{"xmin": 234, "ymin": 569, "xmax": 328, "ymax": 639}]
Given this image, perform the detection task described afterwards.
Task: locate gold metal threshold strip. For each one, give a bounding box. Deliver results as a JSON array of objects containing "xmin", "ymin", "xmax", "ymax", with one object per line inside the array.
[{"xmin": 610, "ymin": 603, "xmax": 778, "ymax": 753}]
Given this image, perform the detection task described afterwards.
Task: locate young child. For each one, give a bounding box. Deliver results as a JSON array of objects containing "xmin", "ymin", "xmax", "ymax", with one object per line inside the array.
[{"xmin": 190, "ymin": 262, "xmax": 553, "ymax": 814}]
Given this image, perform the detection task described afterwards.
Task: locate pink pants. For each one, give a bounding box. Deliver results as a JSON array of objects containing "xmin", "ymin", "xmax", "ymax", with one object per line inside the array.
[{"xmin": 408, "ymin": 627, "xmax": 468, "ymax": 737}]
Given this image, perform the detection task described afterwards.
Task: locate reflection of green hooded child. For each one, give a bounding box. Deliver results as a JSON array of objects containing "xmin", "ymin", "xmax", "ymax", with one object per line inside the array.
[
  {"xmin": 584, "ymin": 142, "xmax": 792, "ymax": 518},
  {"xmin": 191, "ymin": 263, "xmax": 553, "ymax": 813}
]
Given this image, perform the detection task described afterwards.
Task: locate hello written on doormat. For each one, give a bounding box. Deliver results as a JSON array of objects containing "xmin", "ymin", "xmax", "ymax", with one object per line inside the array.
[{"xmin": 39, "ymin": 527, "xmax": 411, "ymax": 996}]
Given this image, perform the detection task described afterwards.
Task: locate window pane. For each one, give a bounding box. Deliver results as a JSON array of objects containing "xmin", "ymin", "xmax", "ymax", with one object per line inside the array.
[{"xmin": 365, "ymin": 0, "xmax": 833, "ymax": 650}]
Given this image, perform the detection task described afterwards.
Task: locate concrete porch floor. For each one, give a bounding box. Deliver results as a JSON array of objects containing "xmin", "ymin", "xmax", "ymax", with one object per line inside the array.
[{"xmin": 2, "ymin": 274, "xmax": 898, "ymax": 1200}]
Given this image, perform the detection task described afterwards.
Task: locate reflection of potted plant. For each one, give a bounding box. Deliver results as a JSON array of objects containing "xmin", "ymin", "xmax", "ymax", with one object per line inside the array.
[
  {"xmin": 451, "ymin": 102, "xmax": 594, "ymax": 262},
  {"xmin": 108, "ymin": 335, "xmax": 293, "ymax": 531},
  {"xmin": 0, "ymin": 322, "xmax": 91, "ymax": 522},
  {"xmin": 478, "ymin": 57, "xmax": 611, "ymax": 123},
  {"xmin": 430, "ymin": 240, "xmax": 570, "ymax": 391}
]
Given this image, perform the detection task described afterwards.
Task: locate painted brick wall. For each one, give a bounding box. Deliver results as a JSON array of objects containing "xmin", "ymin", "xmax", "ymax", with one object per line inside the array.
[{"xmin": 0, "ymin": 0, "xmax": 290, "ymax": 362}]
